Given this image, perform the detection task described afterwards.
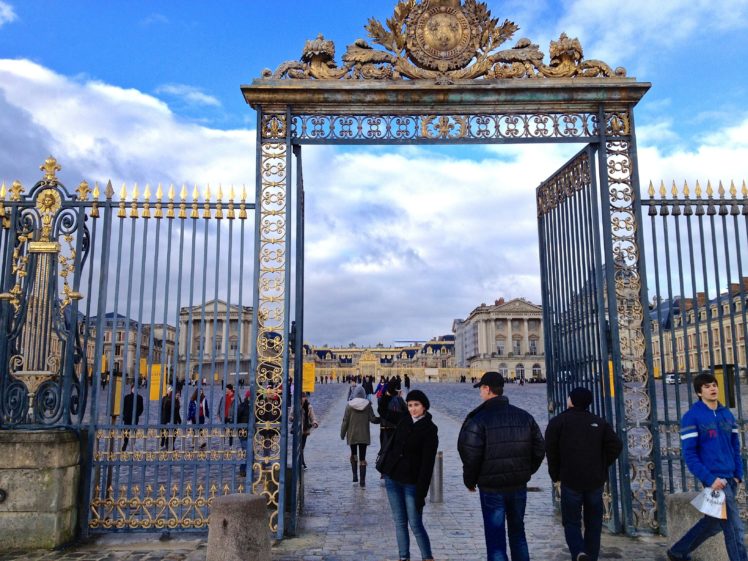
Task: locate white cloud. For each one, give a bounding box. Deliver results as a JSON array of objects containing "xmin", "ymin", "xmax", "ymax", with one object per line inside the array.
[
  {"xmin": 1, "ymin": 58, "xmax": 747, "ymax": 345},
  {"xmin": 0, "ymin": 1, "xmax": 16, "ymax": 28},
  {"xmin": 155, "ymin": 84, "xmax": 221, "ymax": 108},
  {"xmin": 139, "ymin": 13, "xmax": 169, "ymax": 27},
  {"xmin": 556, "ymin": 0, "xmax": 748, "ymax": 66}
]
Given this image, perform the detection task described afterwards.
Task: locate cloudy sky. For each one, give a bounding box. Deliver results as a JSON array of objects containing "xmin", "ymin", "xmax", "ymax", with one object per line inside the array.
[{"xmin": 1, "ymin": 1, "xmax": 747, "ymax": 347}]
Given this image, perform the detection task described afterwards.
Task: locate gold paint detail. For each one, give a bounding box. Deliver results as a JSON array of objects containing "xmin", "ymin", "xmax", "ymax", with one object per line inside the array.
[
  {"xmin": 263, "ymin": 0, "xmax": 625, "ymax": 81},
  {"xmin": 254, "ymin": 137, "xmax": 288, "ymax": 533},
  {"xmin": 40, "ymin": 156, "xmax": 61, "ymax": 184},
  {"xmin": 28, "ymin": 241, "xmax": 61, "ymax": 254}
]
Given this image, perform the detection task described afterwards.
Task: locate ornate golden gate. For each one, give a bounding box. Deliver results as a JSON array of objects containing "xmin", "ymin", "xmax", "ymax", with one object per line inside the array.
[{"xmin": 243, "ymin": 0, "xmax": 662, "ymax": 537}]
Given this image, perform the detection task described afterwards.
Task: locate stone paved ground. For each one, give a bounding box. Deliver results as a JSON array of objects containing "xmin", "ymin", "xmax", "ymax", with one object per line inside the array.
[{"xmin": 1, "ymin": 383, "xmax": 671, "ymax": 561}]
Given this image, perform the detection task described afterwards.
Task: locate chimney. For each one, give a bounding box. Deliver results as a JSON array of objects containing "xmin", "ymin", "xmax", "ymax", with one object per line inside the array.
[{"xmin": 697, "ymin": 292, "xmax": 706, "ymax": 308}]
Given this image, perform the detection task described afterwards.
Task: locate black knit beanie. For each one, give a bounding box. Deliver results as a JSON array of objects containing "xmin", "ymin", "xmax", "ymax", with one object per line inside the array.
[{"xmin": 405, "ymin": 389, "xmax": 430, "ymax": 410}]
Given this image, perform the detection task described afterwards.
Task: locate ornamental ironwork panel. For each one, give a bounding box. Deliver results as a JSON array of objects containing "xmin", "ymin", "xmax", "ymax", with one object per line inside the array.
[
  {"xmin": 537, "ymin": 146, "xmax": 621, "ymax": 530},
  {"xmin": 287, "ymin": 112, "xmax": 630, "ymax": 144},
  {"xmin": 0, "ymin": 157, "xmax": 90, "ymax": 427},
  {"xmin": 0, "ymin": 158, "xmax": 266, "ymax": 533},
  {"xmin": 644, "ymin": 180, "xmax": 748, "ymax": 526}
]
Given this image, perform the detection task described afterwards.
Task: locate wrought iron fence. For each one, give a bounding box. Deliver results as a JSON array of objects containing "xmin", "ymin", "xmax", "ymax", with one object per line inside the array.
[
  {"xmin": 0, "ymin": 158, "xmax": 260, "ymax": 533},
  {"xmin": 644, "ymin": 180, "xmax": 748, "ymax": 519}
]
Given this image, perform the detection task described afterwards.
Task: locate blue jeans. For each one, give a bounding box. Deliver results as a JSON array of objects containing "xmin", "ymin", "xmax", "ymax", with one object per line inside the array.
[
  {"xmin": 669, "ymin": 479, "xmax": 748, "ymax": 561},
  {"xmin": 560, "ymin": 485, "xmax": 604, "ymax": 561},
  {"xmin": 479, "ymin": 487, "xmax": 529, "ymax": 561},
  {"xmin": 384, "ymin": 477, "xmax": 433, "ymax": 560}
]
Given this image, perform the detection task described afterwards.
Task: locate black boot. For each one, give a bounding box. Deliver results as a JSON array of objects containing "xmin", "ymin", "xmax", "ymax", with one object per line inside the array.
[
  {"xmin": 359, "ymin": 460, "xmax": 367, "ymax": 488},
  {"xmin": 350, "ymin": 455, "xmax": 358, "ymax": 483}
]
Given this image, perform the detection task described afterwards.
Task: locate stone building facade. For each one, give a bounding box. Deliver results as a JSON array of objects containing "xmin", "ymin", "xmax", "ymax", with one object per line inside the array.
[{"xmin": 453, "ymin": 297, "xmax": 546, "ymax": 381}]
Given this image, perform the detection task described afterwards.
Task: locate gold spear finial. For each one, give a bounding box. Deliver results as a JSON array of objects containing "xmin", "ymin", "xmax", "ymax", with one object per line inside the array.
[
  {"xmin": 659, "ymin": 180, "xmax": 666, "ymax": 198},
  {"xmin": 729, "ymin": 181, "xmax": 737, "ymax": 198},
  {"xmin": 671, "ymin": 180, "xmax": 678, "ymax": 197},
  {"xmin": 743, "ymin": 180, "xmax": 748, "ymax": 197},
  {"xmin": 683, "ymin": 180, "xmax": 690, "ymax": 198},
  {"xmin": 718, "ymin": 181, "xmax": 725, "ymax": 198},
  {"xmin": 130, "ymin": 183, "xmax": 140, "ymax": 218},
  {"xmin": 706, "ymin": 180, "xmax": 713, "ymax": 197},
  {"xmin": 0, "ymin": 182, "xmax": 6, "ymax": 200},
  {"xmin": 648, "ymin": 181, "xmax": 655, "ymax": 197},
  {"xmin": 191, "ymin": 184, "xmax": 199, "ymax": 219},
  {"xmin": 91, "ymin": 181, "xmax": 101, "ymax": 218},
  {"xmin": 695, "ymin": 180, "xmax": 702, "ymax": 198}
]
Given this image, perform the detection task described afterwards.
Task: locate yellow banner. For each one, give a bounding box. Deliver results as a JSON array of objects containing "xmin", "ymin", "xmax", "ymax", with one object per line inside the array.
[
  {"xmin": 608, "ymin": 360, "xmax": 615, "ymax": 398},
  {"xmin": 148, "ymin": 364, "xmax": 166, "ymax": 401},
  {"xmin": 112, "ymin": 374, "xmax": 123, "ymax": 416},
  {"xmin": 303, "ymin": 363, "xmax": 316, "ymax": 393}
]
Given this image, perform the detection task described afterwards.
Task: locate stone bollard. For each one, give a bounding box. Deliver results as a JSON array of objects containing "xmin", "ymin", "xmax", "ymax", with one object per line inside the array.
[
  {"xmin": 0, "ymin": 429, "xmax": 80, "ymax": 552},
  {"xmin": 207, "ymin": 494, "xmax": 271, "ymax": 561},
  {"xmin": 666, "ymin": 492, "xmax": 729, "ymax": 561}
]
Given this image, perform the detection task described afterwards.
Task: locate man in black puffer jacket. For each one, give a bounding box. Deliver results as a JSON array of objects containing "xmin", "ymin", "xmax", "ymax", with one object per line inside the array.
[{"xmin": 458, "ymin": 371, "xmax": 545, "ymax": 561}]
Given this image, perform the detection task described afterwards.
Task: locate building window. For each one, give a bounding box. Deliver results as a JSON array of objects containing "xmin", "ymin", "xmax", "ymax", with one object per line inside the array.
[
  {"xmin": 513, "ymin": 341, "xmax": 521, "ymax": 355},
  {"xmin": 516, "ymin": 364, "xmax": 525, "ymax": 380},
  {"xmin": 497, "ymin": 342, "xmax": 504, "ymax": 355},
  {"xmin": 529, "ymin": 340, "xmax": 537, "ymax": 355},
  {"xmin": 498, "ymin": 364, "xmax": 508, "ymax": 379},
  {"xmin": 532, "ymin": 364, "xmax": 542, "ymax": 378}
]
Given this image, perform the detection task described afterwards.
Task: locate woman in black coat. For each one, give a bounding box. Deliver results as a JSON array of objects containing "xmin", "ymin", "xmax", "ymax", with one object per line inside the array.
[{"xmin": 378, "ymin": 389, "xmax": 438, "ymax": 561}]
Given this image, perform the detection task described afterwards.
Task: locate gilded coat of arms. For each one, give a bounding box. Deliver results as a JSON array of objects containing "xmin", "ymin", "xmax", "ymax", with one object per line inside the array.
[
  {"xmin": 264, "ymin": 0, "xmax": 625, "ymax": 81},
  {"xmin": 406, "ymin": 0, "xmax": 479, "ymax": 72}
]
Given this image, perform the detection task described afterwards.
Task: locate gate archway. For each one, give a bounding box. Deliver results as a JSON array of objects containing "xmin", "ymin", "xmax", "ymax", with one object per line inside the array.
[{"xmin": 242, "ymin": 0, "xmax": 661, "ymax": 538}]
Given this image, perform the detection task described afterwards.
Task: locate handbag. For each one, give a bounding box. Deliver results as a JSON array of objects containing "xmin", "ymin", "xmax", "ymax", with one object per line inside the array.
[
  {"xmin": 375, "ymin": 435, "xmax": 394, "ymax": 473},
  {"xmin": 690, "ymin": 487, "xmax": 727, "ymax": 519}
]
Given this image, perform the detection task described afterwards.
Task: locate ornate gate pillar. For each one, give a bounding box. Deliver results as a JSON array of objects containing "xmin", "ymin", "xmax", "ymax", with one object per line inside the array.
[
  {"xmin": 250, "ymin": 109, "xmax": 292, "ymax": 536},
  {"xmin": 599, "ymin": 121, "xmax": 665, "ymax": 533}
]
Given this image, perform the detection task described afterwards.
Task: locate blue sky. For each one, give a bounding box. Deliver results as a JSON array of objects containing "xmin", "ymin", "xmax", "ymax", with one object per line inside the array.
[{"xmin": 1, "ymin": 1, "xmax": 748, "ymax": 345}]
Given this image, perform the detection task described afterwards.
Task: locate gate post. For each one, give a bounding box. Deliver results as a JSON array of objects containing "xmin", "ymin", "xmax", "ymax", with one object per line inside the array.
[
  {"xmin": 250, "ymin": 107, "xmax": 293, "ymax": 537},
  {"xmin": 597, "ymin": 107, "xmax": 664, "ymax": 534}
]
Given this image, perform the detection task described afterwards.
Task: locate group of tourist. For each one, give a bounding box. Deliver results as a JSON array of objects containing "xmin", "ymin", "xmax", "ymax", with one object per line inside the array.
[{"xmin": 335, "ymin": 370, "xmax": 745, "ymax": 561}]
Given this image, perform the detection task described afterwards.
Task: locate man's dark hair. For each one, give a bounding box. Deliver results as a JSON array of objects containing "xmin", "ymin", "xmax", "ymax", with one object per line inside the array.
[
  {"xmin": 487, "ymin": 385, "xmax": 503, "ymax": 397},
  {"xmin": 693, "ymin": 372, "xmax": 717, "ymax": 397}
]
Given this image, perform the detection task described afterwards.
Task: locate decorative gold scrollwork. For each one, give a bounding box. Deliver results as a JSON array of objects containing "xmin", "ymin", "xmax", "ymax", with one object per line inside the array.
[{"xmin": 263, "ymin": 0, "xmax": 626, "ymax": 81}]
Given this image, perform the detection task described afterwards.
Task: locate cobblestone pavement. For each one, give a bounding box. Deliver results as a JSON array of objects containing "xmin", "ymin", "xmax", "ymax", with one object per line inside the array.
[{"xmin": 2, "ymin": 383, "xmax": 671, "ymax": 561}]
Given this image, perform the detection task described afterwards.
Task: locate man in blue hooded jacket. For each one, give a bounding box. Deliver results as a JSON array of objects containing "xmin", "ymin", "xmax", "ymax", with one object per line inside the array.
[{"xmin": 667, "ymin": 372, "xmax": 747, "ymax": 561}]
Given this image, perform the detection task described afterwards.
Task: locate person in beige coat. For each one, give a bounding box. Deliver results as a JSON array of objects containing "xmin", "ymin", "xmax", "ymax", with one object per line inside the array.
[{"xmin": 341, "ymin": 384, "xmax": 380, "ymax": 487}]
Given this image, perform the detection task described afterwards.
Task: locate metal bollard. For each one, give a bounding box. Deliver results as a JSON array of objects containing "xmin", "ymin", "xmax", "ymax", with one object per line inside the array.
[{"xmin": 430, "ymin": 451, "xmax": 443, "ymax": 503}]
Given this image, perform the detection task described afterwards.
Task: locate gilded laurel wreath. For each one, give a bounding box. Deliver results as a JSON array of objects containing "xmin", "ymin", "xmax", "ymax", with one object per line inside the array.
[{"xmin": 263, "ymin": 0, "xmax": 625, "ymax": 81}]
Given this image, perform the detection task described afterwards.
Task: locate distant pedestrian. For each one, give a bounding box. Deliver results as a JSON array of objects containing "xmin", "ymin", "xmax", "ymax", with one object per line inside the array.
[
  {"xmin": 218, "ymin": 383, "xmax": 236, "ymax": 446},
  {"xmin": 340, "ymin": 384, "xmax": 380, "ymax": 487},
  {"xmin": 378, "ymin": 389, "xmax": 438, "ymax": 561},
  {"xmin": 378, "ymin": 379, "xmax": 407, "ymax": 456},
  {"xmin": 237, "ymin": 390, "xmax": 251, "ymax": 477},
  {"xmin": 404, "ymin": 373, "xmax": 411, "ymax": 394},
  {"xmin": 121, "ymin": 384, "xmax": 144, "ymax": 452},
  {"xmin": 458, "ymin": 371, "xmax": 545, "ymax": 561},
  {"xmin": 545, "ymin": 387, "xmax": 622, "ymax": 561},
  {"xmin": 667, "ymin": 373, "xmax": 747, "ymax": 561},
  {"xmin": 160, "ymin": 385, "xmax": 175, "ymax": 449},
  {"xmin": 291, "ymin": 392, "xmax": 318, "ymax": 469}
]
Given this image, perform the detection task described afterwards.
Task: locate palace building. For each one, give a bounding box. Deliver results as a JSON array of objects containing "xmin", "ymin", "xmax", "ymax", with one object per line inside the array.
[{"xmin": 453, "ymin": 297, "xmax": 546, "ymax": 381}]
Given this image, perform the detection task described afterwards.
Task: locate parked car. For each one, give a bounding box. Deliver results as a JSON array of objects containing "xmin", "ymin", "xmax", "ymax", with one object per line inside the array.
[{"xmin": 665, "ymin": 373, "xmax": 682, "ymax": 385}]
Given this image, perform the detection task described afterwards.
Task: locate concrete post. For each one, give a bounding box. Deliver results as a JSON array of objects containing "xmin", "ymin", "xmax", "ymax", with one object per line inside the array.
[{"xmin": 430, "ymin": 451, "xmax": 443, "ymax": 503}]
